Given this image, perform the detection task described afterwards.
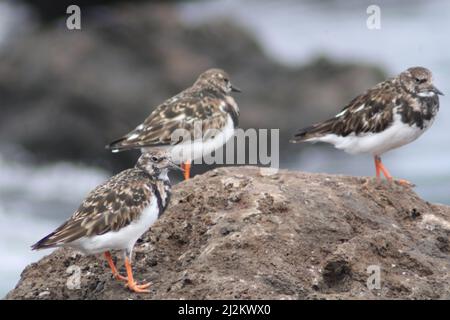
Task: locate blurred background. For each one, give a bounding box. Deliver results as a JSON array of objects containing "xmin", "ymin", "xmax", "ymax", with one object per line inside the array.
[{"xmin": 1, "ymin": 0, "xmax": 449, "ymax": 297}]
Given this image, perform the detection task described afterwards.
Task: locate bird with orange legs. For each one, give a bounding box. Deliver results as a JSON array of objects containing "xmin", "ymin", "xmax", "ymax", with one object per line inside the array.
[
  {"xmin": 32, "ymin": 151, "xmax": 179, "ymax": 293},
  {"xmin": 106, "ymin": 68, "xmax": 241, "ymax": 180},
  {"xmin": 291, "ymin": 67, "xmax": 443, "ymax": 185}
]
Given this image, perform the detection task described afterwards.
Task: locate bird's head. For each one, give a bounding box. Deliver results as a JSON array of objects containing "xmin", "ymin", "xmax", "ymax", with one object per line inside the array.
[
  {"xmin": 400, "ymin": 66, "xmax": 443, "ymax": 97},
  {"xmin": 194, "ymin": 68, "xmax": 241, "ymax": 94},
  {"xmin": 136, "ymin": 150, "xmax": 182, "ymax": 179}
]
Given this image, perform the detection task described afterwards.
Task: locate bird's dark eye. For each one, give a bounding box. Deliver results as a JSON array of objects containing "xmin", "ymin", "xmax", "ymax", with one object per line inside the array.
[
  {"xmin": 151, "ymin": 156, "xmax": 159, "ymax": 162},
  {"xmin": 415, "ymin": 77, "xmax": 426, "ymax": 84}
]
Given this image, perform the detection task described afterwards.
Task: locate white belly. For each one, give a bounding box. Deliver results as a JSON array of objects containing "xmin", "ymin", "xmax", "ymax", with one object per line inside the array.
[
  {"xmin": 312, "ymin": 114, "xmax": 432, "ymax": 156},
  {"xmin": 69, "ymin": 200, "xmax": 159, "ymax": 255},
  {"xmin": 167, "ymin": 115, "xmax": 235, "ymax": 163}
]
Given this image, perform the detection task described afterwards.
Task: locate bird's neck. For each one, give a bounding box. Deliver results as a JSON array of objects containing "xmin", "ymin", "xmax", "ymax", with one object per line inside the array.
[{"xmin": 158, "ymin": 169, "xmax": 169, "ymax": 182}]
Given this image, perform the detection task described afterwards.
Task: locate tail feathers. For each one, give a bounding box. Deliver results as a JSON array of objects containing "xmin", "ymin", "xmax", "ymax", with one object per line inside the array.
[
  {"xmin": 105, "ymin": 136, "xmax": 142, "ymax": 153},
  {"xmin": 31, "ymin": 223, "xmax": 86, "ymax": 250},
  {"xmin": 105, "ymin": 137, "xmax": 130, "ymax": 152},
  {"xmin": 31, "ymin": 232, "xmax": 60, "ymax": 250},
  {"xmin": 290, "ymin": 125, "xmax": 317, "ymax": 143},
  {"xmin": 290, "ymin": 120, "xmax": 334, "ymax": 143}
]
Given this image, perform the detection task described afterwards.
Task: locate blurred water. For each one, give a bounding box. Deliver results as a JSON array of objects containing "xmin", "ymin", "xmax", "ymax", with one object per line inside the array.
[
  {"xmin": 0, "ymin": 1, "xmax": 34, "ymax": 49},
  {"xmin": 178, "ymin": 0, "xmax": 450, "ymax": 204}
]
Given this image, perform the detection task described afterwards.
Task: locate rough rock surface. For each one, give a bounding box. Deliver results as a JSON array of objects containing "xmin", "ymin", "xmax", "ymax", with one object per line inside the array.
[{"xmin": 6, "ymin": 167, "xmax": 450, "ymax": 300}]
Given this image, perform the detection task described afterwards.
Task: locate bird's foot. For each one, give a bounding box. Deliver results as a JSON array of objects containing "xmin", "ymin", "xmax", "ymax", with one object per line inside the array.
[
  {"xmin": 126, "ymin": 281, "xmax": 151, "ymax": 293},
  {"xmin": 113, "ymin": 273, "xmax": 128, "ymax": 282},
  {"xmin": 373, "ymin": 177, "xmax": 414, "ymax": 188},
  {"xmin": 393, "ymin": 178, "xmax": 415, "ymax": 188}
]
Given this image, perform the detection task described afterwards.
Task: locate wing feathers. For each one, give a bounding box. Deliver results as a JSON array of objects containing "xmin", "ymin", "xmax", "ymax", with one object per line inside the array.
[
  {"xmin": 107, "ymin": 89, "xmax": 236, "ymax": 151},
  {"xmin": 292, "ymin": 83, "xmax": 397, "ymax": 142},
  {"xmin": 31, "ymin": 169, "xmax": 154, "ymax": 250}
]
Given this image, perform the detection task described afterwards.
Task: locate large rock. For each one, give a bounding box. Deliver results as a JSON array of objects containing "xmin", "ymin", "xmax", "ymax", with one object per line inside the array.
[
  {"xmin": 6, "ymin": 167, "xmax": 450, "ymax": 299},
  {"xmin": 0, "ymin": 2, "xmax": 384, "ymax": 171}
]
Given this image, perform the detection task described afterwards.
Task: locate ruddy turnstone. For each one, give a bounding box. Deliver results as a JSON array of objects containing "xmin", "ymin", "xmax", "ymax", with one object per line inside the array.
[
  {"xmin": 106, "ymin": 68, "xmax": 241, "ymax": 180},
  {"xmin": 291, "ymin": 66, "xmax": 443, "ymax": 184},
  {"xmin": 31, "ymin": 150, "xmax": 179, "ymax": 293}
]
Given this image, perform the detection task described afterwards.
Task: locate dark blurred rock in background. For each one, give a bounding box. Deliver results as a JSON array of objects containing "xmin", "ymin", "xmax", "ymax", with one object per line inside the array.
[
  {"xmin": 0, "ymin": 1, "xmax": 385, "ymax": 172},
  {"xmin": 20, "ymin": 0, "xmax": 170, "ymax": 22}
]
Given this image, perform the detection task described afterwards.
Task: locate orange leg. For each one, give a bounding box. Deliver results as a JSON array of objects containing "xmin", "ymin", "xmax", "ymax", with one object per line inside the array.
[
  {"xmin": 374, "ymin": 156, "xmax": 392, "ymax": 181},
  {"xmin": 124, "ymin": 257, "xmax": 151, "ymax": 293},
  {"xmin": 104, "ymin": 251, "xmax": 127, "ymax": 282},
  {"xmin": 374, "ymin": 157, "xmax": 381, "ymax": 181},
  {"xmin": 181, "ymin": 161, "xmax": 191, "ymax": 180},
  {"xmin": 374, "ymin": 156, "xmax": 411, "ymax": 186}
]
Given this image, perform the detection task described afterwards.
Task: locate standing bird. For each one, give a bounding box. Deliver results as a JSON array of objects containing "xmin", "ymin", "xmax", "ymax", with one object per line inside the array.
[
  {"xmin": 32, "ymin": 150, "xmax": 179, "ymax": 293},
  {"xmin": 106, "ymin": 68, "xmax": 241, "ymax": 180},
  {"xmin": 291, "ymin": 66, "xmax": 443, "ymax": 184}
]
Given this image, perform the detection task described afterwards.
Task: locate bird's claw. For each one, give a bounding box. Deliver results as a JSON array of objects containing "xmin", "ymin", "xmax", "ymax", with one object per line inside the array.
[
  {"xmin": 126, "ymin": 281, "xmax": 151, "ymax": 293},
  {"xmin": 113, "ymin": 273, "xmax": 128, "ymax": 282},
  {"xmin": 394, "ymin": 179, "xmax": 415, "ymax": 188}
]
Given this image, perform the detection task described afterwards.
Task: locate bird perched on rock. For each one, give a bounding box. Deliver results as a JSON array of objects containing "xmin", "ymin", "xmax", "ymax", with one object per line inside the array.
[
  {"xmin": 291, "ymin": 66, "xmax": 443, "ymax": 184},
  {"xmin": 106, "ymin": 68, "xmax": 241, "ymax": 180},
  {"xmin": 32, "ymin": 150, "xmax": 180, "ymax": 293}
]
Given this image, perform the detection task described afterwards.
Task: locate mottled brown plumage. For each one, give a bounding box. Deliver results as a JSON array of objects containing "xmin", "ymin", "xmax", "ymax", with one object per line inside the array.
[
  {"xmin": 32, "ymin": 170, "xmax": 153, "ymax": 248},
  {"xmin": 290, "ymin": 66, "xmax": 443, "ymax": 184},
  {"xmin": 106, "ymin": 68, "xmax": 240, "ymax": 152},
  {"xmin": 291, "ymin": 66, "xmax": 442, "ymax": 141},
  {"xmin": 31, "ymin": 151, "xmax": 175, "ymax": 250},
  {"xmin": 31, "ymin": 150, "xmax": 179, "ymax": 293}
]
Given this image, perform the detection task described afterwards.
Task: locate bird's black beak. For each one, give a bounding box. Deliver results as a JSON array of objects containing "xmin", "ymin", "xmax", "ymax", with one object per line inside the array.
[
  {"xmin": 231, "ymin": 84, "xmax": 241, "ymax": 93},
  {"xmin": 432, "ymin": 85, "xmax": 444, "ymax": 96}
]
